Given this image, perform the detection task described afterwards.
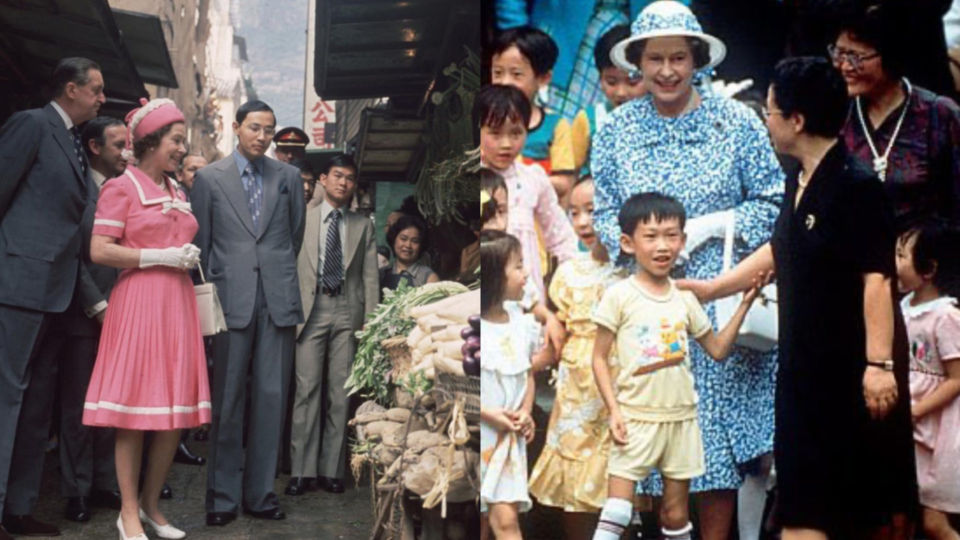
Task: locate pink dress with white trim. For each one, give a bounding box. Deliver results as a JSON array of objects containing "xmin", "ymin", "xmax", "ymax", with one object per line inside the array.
[
  {"xmin": 82, "ymin": 166, "xmax": 211, "ymax": 430},
  {"xmin": 904, "ymin": 294, "xmax": 960, "ymax": 513}
]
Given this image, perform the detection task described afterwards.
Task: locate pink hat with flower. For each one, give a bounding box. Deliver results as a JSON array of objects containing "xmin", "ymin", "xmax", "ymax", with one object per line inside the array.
[{"xmin": 122, "ymin": 97, "xmax": 185, "ymax": 160}]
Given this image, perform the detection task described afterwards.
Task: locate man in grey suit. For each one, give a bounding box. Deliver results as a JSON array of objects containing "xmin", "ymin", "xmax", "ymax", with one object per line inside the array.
[
  {"xmin": 191, "ymin": 100, "xmax": 306, "ymax": 527},
  {"xmin": 286, "ymin": 154, "xmax": 378, "ymax": 496},
  {"xmin": 58, "ymin": 116, "xmax": 127, "ymax": 523},
  {"xmin": 0, "ymin": 57, "xmax": 105, "ymax": 539}
]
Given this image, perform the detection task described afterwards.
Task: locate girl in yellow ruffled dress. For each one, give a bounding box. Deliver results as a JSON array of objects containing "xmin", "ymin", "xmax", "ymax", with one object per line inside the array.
[{"xmin": 528, "ymin": 177, "xmax": 626, "ymax": 538}]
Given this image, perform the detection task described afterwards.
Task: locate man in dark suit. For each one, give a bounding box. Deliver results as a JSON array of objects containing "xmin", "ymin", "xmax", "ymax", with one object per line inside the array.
[
  {"xmin": 286, "ymin": 155, "xmax": 378, "ymax": 496},
  {"xmin": 57, "ymin": 116, "xmax": 127, "ymax": 523},
  {"xmin": 0, "ymin": 57, "xmax": 105, "ymax": 538},
  {"xmin": 192, "ymin": 100, "xmax": 306, "ymax": 527}
]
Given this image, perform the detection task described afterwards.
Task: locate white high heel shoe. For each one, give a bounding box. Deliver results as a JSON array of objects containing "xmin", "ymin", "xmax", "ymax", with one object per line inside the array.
[
  {"xmin": 139, "ymin": 508, "xmax": 186, "ymax": 539},
  {"xmin": 117, "ymin": 515, "xmax": 149, "ymax": 540}
]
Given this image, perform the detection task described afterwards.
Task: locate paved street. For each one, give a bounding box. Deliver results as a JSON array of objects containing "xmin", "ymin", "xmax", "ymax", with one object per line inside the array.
[{"xmin": 30, "ymin": 437, "xmax": 373, "ymax": 539}]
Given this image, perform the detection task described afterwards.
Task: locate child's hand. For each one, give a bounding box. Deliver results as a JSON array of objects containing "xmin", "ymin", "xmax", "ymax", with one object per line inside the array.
[
  {"xmin": 608, "ymin": 410, "xmax": 628, "ymax": 445},
  {"xmin": 544, "ymin": 312, "xmax": 567, "ymax": 362},
  {"xmin": 741, "ymin": 271, "xmax": 773, "ymax": 306},
  {"xmin": 483, "ymin": 408, "xmax": 520, "ymax": 433},
  {"xmin": 515, "ymin": 409, "xmax": 536, "ymax": 443}
]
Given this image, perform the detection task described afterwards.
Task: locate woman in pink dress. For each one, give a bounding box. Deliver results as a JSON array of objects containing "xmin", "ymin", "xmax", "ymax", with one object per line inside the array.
[{"xmin": 83, "ymin": 98, "xmax": 210, "ymax": 540}]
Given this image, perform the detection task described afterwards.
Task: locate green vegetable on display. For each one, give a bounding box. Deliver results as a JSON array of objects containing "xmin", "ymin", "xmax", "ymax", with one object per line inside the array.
[{"xmin": 346, "ymin": 281, "xmax": 469, "ymax": 405}]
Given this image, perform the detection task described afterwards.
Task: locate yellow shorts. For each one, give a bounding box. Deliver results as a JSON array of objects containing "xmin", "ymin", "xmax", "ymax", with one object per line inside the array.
[{"xmin": 606, "ymin": 418, "xmax": 705, "ymax": 482}]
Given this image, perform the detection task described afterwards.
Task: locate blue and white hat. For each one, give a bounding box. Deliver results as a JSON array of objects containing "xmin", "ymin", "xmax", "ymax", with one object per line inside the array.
[{"xmin": 610, "ymin": 1, "xmax": 726, "ymax": 73}]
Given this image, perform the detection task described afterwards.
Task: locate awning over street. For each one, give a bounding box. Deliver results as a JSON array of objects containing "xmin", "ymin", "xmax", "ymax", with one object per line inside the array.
[
  {"xmin": 353, "ymin": 108, "xmax": 426, "ymax": 183},
  {"xmin": 314, "ymin": 0, "xmax": 479, "ymax": 100},
  {"xmin": 111, "ymin": 9, "xmax": 179, "ymax": 88},
  {"xmin": 0, "ymin": 0, "xmax": 148, "ymax": 108}
]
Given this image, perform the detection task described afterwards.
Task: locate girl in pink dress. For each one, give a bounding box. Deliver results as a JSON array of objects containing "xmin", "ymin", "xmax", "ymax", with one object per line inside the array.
[
  {"xmin": 895, "ymin": 221, "xmax": 960, "ymax": 540},
  {"xmin": 476, "ymin": 84, "xmax": 578, "ymax": 300},
  {"xmin": 83, "ymin": 98, "xmax": 209, "ymax": 540}
]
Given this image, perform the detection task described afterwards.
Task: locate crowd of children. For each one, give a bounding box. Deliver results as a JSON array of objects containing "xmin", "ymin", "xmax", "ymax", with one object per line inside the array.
[{"xmin": 478, "ymin": 2, "xmax": 960, "ymax": 540}]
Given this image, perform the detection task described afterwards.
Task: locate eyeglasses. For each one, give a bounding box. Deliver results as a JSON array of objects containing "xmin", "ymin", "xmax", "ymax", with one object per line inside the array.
[
  {"xmin": 761, "ymin": 106, "xmax": 784, "ymax": 119},
  {"xmin": 245, "ymin": 124, "xmax": 276, "ymax": 137},
  {"xmin": 827, "ymin": 44, "xmax": 880, "ymax": 71}
]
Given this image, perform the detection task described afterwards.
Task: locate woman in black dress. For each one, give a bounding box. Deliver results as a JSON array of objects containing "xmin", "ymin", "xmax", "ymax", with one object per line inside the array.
[{"xmin": 684, "ymin": 57, "xmax": 917, "ymax": 539}]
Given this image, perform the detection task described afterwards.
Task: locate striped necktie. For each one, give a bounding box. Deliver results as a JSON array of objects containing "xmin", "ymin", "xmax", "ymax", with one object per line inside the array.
[{"xmin": 322, "ymin": 209, "xmax": 343, "ymax": 291}]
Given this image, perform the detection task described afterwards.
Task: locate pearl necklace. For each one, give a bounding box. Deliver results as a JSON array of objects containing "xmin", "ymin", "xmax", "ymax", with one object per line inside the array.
[{"xmin": 855, "ymin": 78, "xmax": 912, "ymax": 181}]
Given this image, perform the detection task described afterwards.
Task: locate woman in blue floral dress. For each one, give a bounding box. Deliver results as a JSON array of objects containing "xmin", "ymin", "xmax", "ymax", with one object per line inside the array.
[{"xmin": 590, "ymin": 3, "xmax": 783, "ymax": 538}]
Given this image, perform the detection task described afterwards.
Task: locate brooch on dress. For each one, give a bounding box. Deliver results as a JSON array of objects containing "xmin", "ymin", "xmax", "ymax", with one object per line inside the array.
[{"xmin": 805, "ymin": 214, "xmax": 816, "ymax": 230}]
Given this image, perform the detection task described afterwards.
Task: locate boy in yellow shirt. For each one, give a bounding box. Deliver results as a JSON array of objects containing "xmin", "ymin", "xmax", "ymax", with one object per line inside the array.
[{"xmin": 590, "ymin": 193, "xmax": 764, "ymax": 540}]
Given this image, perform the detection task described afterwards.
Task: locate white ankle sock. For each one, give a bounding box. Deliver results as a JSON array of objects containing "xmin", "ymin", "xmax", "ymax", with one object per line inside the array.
[
  {"xmin": 593, "ymin": 498, "xmax": 632, "ymax": 540},
  {"xmin": 662, "ymin": 522, "xmax": 693, "ymax": 539},
  {"xmin": 738, "ymin": 470, "xmax": 770, "ymax": 540}
]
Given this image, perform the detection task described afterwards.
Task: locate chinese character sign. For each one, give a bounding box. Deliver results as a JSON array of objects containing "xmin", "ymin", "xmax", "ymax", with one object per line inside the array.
[{"xmin": 304, "ymin": 93, "xmax": 336, "ymax": 150}]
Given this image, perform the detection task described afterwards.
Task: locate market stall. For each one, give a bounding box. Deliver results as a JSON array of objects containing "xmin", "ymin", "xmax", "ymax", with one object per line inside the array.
[{"xmin": 346, "ymin": 281, "xmax": 481, "ymax": 539}]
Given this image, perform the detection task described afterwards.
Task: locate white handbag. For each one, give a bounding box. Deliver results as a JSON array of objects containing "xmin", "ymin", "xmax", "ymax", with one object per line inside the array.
[
  {"xmin": 194, "ymin": 265, "xmax": 227, "ymax": 336},
  {"xmin": 713, "ymin": 213, "xmax": 778, "ymax": 352}
]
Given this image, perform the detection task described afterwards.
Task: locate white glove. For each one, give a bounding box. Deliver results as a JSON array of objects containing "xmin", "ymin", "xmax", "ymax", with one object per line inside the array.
[
  {"xmin": 709, "ymin": 78, "xmax": 754, "ymax": 99},
  {"xmin": 680, "ymin": 210, "xmax": 733, "ymax": 262},
  {"xmin": 139, "ymin": 243, "xmax": 201, "ymax": 270}
]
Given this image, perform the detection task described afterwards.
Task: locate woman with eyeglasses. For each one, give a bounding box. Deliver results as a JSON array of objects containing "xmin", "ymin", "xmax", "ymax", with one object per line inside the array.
[{"xmin": 831, "ymin": 2, "xmax": 960, "ymax": 231}]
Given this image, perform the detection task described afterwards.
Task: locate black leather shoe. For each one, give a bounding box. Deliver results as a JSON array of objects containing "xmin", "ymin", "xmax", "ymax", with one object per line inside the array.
[
  {"xmin": 205, "ymin": 512, "xmax": 236, "ymax": 527},
  {"xmin": 90, "ymin": 489, "xmax": 122, "ymax": 510},
  {"xmin": 317, "ymin": 476, "xmax": 345, "ymax": 494},
  {"xmin": 244, "ymin": 507, "xmax": 286, "ymax": 520},
  {"xmin": 174, "ymin": 441, "xmax": 206, "ymax": 466},
  {"xmin": 160, "ymin": 483, "xmax": 173, "ymax": 499},
  {"xmin": 284, "ymin": 477, "xmax": 316, "ymax": 496},
  {"xmin": 1, "ymin": 515, "xmax": 60, "ymax": 536},
  {"xmin": 64, "ymin": 497, "xmax": 90, "ymax": 522}
]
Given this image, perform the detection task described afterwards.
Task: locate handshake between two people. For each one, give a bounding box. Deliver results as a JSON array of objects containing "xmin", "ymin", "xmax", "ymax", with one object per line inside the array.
[{"xmin": 139, "ymin": 243, "xmax": 202, "ymax": 271}]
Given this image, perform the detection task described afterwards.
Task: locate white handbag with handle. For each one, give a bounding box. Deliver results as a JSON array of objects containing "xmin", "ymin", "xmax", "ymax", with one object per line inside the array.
[
  {"xmin": 713, "ymin": 212, "xmax": 778, "ymax": 351},
  {"xmin": 194, "ymin": 265, "xmax": 227, "ymax": 336}
]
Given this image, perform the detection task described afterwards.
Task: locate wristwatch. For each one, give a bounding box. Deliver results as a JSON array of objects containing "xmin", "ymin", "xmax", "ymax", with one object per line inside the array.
[{"xmin": 866, "ymin": 359, "xmax": 894, "ymax": 371}]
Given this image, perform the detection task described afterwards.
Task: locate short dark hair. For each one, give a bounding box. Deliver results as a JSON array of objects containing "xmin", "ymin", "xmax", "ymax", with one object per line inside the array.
[
  {"xmin": 397, "ymin": 195, "xmax": 422, "ymax": 219},
  {"xmin": 290, "ymin": 158, "xmax": 314, "ymax": 176},
  {"xmin": 133, "ymin": 122, "xmax": 177, "ymax": 160},
  {"xmin": 386, "ymin": 214, "xmax": 429, "ymax": 257},
  {"xmin": 322, "ymin": 153, "xmax": 357, "ymax": 176},
  {"xmin": 618, "ymin": 192, "xmax": 686, "ymax": 236},
  {"xmin": 236, "ymin": 100, "xmax": 275, "ymax": 125},
  {"xmin": 835, "ymin": 1, "xmax": 905, "ymax": 79},
  {"xmin": 481, "ymin": 168, "xmax": 507, "ymax": 224},
  {"xmin": 480, "ymin": 229, "xmax": 523, "ymax": 314},
  {"xmin": 473, "ymin": 84, "xmax": 531, "ymax": 130},
  {"xmin": 490, "ymin": 27, "xmax": 558, "ymax": 76},
  {"xmin": 594, "ymin": 25, "xmax": 630, "ymax": 72},
  {"xmin": 573, "ymin": 174, "xmax": 593, "ymax": 189},
  {"xmin": 901, "ymin": 220, "xmax": 960, "ymax": 298},
  {"xmin": 770, "ymin": 56, "xmax": 849, "ymax": 138},
  {"xmin": 81, "ymin": 116, "xmax": 124, "ymax": 157},
  {"xmin": 51, "ymin": 57, "xmax": 101, "ymax": 98},
  {"xmin": 625, "ymin": 37, "xmax": 711, "ymax": 71}
]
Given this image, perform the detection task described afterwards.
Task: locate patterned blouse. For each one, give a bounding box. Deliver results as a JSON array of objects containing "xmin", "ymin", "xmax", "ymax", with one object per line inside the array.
[
  {"xmin": 590, "ymin": 91, "xmax": 784, "ymax": 492},
  {"xmin": 842, "ymin": 84, "xmax": 960, "ymax": 230}
]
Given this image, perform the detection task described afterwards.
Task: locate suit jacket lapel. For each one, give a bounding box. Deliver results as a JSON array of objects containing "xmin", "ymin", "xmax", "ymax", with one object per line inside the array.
[
  {"xmin": 343, "ymin": 211, "xmax": 363, "ymax": 270},
  {"xmin": 256, "ymin": 160, "xmax": 279, "ymax": 240},
  {"xmin": 304, "ymin": 204, "xmax": 321, "ymax": 275},
  {"xmin": 214, "ymin": 156, "xmax": 256, "ymax": 236},
  {"xmin": 45, "ymin": 105, "xmax": 84, "ymax": 185}
]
